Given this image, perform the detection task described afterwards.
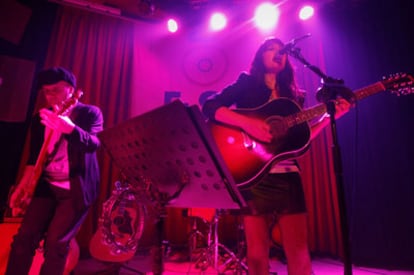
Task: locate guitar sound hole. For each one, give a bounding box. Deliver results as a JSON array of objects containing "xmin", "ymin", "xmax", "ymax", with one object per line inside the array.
[
  {"xmin": 113, "ymin": 216, "xmax": 124, "ymax": 225},
  {"xmin": 267, "ymin": 116, "xmax": 288, "ymax": 142},
  {"xmin": 112, "ymin": 209, "xmax": 133, "ymax": 235}
]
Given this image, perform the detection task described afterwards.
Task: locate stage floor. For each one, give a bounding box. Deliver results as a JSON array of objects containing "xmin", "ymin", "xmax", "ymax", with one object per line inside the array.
[{"xmin": 73, "ymin": 252, "xmax": 414, "ymax": 275}]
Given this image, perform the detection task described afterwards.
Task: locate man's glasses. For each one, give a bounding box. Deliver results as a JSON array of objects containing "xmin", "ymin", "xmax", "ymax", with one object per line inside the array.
[{"xmin": 41, "ymin": 84, "xmax": 70, "ymax": 95}]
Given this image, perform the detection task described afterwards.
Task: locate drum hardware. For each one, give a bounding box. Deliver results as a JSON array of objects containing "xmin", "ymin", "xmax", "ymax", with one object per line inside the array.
[
  {"xmin": 187, "ymin": 214, "xmax": 210, "ymax": 263},
  {"xmin": 190, "ymin": 209, "xmax": 248, "ymax": 274}
]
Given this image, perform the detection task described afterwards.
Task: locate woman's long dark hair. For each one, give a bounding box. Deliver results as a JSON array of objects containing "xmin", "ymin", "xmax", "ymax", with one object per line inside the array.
[{"xmin": 250, "ymin": 38, "xmax": 302, "ymax": 103}]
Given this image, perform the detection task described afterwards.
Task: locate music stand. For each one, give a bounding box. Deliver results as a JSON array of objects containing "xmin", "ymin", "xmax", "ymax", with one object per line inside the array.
[
  {"xmin": 98, "ymin": 99, "xmax": 246, "ymax": 274},
  {"xmin": 98, "ymin": 99, "xmax": 245, "ymax": 209}
]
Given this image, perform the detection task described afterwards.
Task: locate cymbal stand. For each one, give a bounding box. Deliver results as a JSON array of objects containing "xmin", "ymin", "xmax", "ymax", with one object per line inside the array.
[
  {"xmin": 188, "ymin": 216, "xmax": 208, "ymax": 262},
  {"xmin": 193, "ymin": 210, "xmax": 248, "ymax": 274}
]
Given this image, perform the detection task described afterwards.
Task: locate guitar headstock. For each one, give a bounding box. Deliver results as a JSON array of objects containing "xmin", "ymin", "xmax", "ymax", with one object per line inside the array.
[
  {"xmin": 382, "ymin": 73, "xmax": 414, "ymax": 96},
  {"xmin": 72, "ymin": 89, "xmax": 84, "ymax": 101},
  {"xmin": 58, "ymin": 89, "xmax": 83, "ymax": 115}
]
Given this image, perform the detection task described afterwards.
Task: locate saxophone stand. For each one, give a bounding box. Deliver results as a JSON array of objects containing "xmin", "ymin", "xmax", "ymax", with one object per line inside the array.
[
  {"xmin": 285, "ymin": 40, "xmax": 354, "ymax": 275},
  {"xmin": 151, "ymin": 203, "xmax": 166, "ymax": 275},
  {"xmin": 89, "ymin": 178, "xmax": 147, "ymax": 275},
  {"xmin": 193, "ymin": 209, "xmax": 248, "ymax": 274}
]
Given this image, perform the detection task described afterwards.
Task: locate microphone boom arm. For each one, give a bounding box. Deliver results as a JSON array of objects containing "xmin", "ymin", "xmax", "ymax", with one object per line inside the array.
[{"xmin": 285, "ymin": 42, "xmax": 355, "ymax": 104}]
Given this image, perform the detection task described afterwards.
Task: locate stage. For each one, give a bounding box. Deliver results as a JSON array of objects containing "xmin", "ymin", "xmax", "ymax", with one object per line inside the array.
[{"xmin": 73, "ymin": 249, "xmax": 414, "ymax": 275}]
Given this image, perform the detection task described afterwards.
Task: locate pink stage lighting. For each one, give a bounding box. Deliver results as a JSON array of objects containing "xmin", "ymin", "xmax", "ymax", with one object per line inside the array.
[
  {"xmin": 254, "ymin": 2, "xmax": 280, "ymax": 31},
  {"xmin": 167, "ymin": 18, "xmax": 178, "ymax": 33},
  {"xmin": 209, "ymin": 12, "xmax": 227, "ymax": 31},
  {"xmin": 298, "ymin": 5, "xmax": 315, "ymax": 20}
]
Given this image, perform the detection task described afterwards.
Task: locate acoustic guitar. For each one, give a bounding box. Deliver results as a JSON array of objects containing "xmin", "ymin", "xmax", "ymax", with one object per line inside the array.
[
  {"xmin": 89, "ymin": 180, "xmax": 146, "ymax": 262},
  {"xmin": 208, "ymin": 73, "xmax": 414, "ymax": 189}
]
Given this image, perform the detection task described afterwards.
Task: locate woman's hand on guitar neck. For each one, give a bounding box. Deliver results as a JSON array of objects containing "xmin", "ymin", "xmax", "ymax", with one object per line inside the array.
[
  {"xmin": 311, "ymin": 98, "xmax": 352, "ymax": 140},
  {"xmin": 333, "ymin": 98, "xmax": 352, "ymax": 119}
]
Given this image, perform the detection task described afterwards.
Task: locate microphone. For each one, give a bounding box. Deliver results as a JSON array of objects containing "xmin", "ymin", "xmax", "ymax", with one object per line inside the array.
[{"xmin": 279, "ymin": 33, "xmax": 312, "ymax": 55}]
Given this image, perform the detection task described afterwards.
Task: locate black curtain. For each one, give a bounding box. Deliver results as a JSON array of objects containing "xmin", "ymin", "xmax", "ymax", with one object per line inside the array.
[{"xmin": 319, "ymin": 0, "xmax": 414, "ymax": 270}]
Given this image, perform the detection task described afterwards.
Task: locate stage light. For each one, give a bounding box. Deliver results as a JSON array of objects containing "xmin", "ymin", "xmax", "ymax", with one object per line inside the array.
[
  {"xmin": 209, "ymin": 12, "xmax": 227, "ymax": 31},
  {"xmin": 254, "ymin": 2, "xmax": 280, "ymax": 31},
  {"xmin": 167, "ymin": 18, "xmax": 178, "ymax": 33},
  {"xmin": 298, "ymin": 5, "xmax": 314, "ymax": 20}
]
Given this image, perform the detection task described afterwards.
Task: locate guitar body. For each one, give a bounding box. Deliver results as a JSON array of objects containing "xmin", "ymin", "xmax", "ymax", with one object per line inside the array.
[
  {"xmin": 89, "ymin": 227, "xmax": 136, "ymax": 263},
  {"xmin": 208, "ymin": 98, "xmax": 311, "ymax": 189},
  {"xmin": 108, "ymin": 191, "xmax": 139, "ymax": 247},
  {"xmin": 90, "ymin": 184, "xmax": 146, "ymax": 263}
]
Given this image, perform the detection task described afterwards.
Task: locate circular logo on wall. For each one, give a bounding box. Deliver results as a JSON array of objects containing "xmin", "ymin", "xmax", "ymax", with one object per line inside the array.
[{"xmin": 182, "ymin": 46, "xmax": 228, "ymax": 86}]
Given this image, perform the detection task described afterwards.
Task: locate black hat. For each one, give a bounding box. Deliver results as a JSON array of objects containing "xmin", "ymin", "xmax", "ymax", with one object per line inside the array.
[{"xmin": 37, "ymin": 67, "xmax": 76, "ymax": 89}]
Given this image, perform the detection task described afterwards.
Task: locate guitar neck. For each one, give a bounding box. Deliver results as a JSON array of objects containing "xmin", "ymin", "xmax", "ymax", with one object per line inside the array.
[
  {"xmin": 286, "ymin": 81, "xmax": 386, "ymax": 127},
  {"xmin": 25, "ymin": 130, "xmax": 55, "ymax": 191},
  {"xmin": 37, "ymin": 130, "xmax": 55, "ymax": 165}
]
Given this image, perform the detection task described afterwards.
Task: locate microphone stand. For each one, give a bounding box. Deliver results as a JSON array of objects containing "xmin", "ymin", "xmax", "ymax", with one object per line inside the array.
[{"xmin": 287, "ymin": 47, "xmax": 353, "ymax": 275}]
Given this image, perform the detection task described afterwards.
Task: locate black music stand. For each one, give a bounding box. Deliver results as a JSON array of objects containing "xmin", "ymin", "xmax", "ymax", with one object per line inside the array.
[
  {"xmin": 98, "ymin": 99, "xmax": 246, "ymax": 209},
  {"xmin": 98, "ymin": 99, "xmax": 246, "ymax": 274}
]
